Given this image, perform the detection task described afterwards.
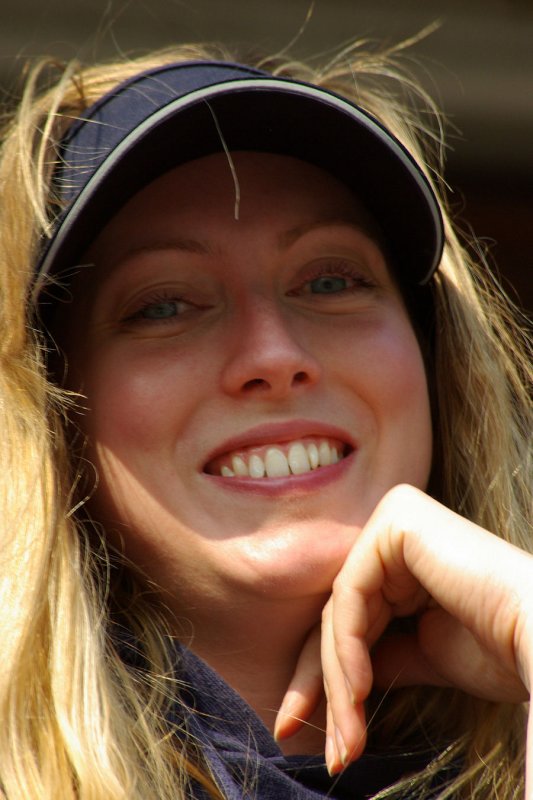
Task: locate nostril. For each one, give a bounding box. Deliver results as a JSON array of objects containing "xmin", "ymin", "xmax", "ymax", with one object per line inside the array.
[
  {"xmin": 243, "ymin": 377, "xmax": 269, "ymax": 392},
  {"xmin": 240, "ymin": 371, "xmax": 311, "ymax": 393}
]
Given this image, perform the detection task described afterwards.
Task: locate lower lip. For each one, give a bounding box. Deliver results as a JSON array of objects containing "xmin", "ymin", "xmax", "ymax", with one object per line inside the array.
[{"xmin": 204, "ymin": 449, "xmax": 355, "ymax": 496}]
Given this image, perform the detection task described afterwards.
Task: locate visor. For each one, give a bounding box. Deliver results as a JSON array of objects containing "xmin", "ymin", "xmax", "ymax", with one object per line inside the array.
[{"xmin": 35, "ymin": 60, "xmax": 444, "ymax": 299}]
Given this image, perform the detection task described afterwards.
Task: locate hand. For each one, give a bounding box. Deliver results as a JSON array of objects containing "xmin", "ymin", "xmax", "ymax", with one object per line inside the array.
[{"xmin": 275, "ymin": 485, "xmax": 533, "ymax": 793}]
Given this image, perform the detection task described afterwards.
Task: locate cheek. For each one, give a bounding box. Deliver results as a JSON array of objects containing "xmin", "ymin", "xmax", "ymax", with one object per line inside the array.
[
  {"xmin": 77, "ymin": 355, "xmax": 189, "ymax": 530},
  {"xmin": 373, "ymin": 332, "xmax": 429, "ymax": 413},
  {"xmin": 78, "ymin": 343, "xmax": 223, "ymax": 529},
  {"xmin": 376, "ymin": 329, "xmax": 433, "ymax": 482},
  {"xmin": 81, "ymin": 347, "xmax": 201, "ymax": 453},
  {"xmin": 341, "ymin": 318, "xmax": 432, "ymax": 483},
  {"xmin": 325, "ymin": 313, "xmax": 429, "ymax": 412}
]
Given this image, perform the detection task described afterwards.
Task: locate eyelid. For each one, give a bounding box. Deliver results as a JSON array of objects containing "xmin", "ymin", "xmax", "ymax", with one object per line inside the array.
[
  {"xmin": 102, "ymin": 258, "xmax": 218, "ymax": 314},
  {"xmin": 287, "ymin": 257, "xmax": 378, "ymax": 295},
  {"xmin": 311, "ymin": 257, "xmax": 375, "ymax": 279},
  {"xmin": 285, "ymin": 223, "xmax": 387, "ymax": 260},
  {"xmin": 118, "ymin": 283, "xmax": 214, "ymax": 327},
  {"xmin": 124, "ymin": 295, "xmax": 190, "ymax": 324},
  {"xmin": 119, "ymin": 287, "xmax": 176, "ymax": 317}
]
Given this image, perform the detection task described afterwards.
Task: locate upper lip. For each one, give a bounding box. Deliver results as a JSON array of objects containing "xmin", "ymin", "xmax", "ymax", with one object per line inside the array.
[{"xmin": 202, "ymin": 419, "xmax": 356, "ymax": 471}]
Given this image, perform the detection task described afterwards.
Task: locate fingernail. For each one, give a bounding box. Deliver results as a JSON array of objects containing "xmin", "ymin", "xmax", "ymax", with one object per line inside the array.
[
  {"xmin": 274, "ymin": 697, "xmax": 293, "ymax": 741},
  {"xmin": 335, "ymin": 726, "xmax": 348, "ymax": 765},
  {"xmin": 325, "ymin": 735, "xmax": 338, "ymax": 775},
  {"xmin": 344, "ymin": 674, "xmax": 355, "ymax": 704}
]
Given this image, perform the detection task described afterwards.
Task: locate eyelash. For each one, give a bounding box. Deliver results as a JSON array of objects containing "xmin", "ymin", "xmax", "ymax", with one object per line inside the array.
[
  {"xmin": 123, "ymin": 291, "xmax": 190, "ymax": 323},
  {"xmin": 122, "ymin": 259, "xmax": 375, "ymax": 324},
  {"xmin": 289, "ymin": 260, "xmax": 377, "ymax": 295}
]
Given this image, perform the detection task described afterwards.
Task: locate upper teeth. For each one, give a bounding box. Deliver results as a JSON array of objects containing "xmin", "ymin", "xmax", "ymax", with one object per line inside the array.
[{"xmin": 219, "ymin": 440, "xmax": 342, "ymax": 479}]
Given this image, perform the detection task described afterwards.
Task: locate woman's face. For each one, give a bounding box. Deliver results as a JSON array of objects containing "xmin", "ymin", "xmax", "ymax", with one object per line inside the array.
[{"xmin": 64, "ymin": 152, "xmax": 432, "ymax": 612}]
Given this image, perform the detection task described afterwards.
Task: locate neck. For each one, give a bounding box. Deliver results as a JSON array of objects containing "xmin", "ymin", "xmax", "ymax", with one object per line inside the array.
[{"xmin": 173, "ymin": 591, "xmax": 328, "ymax": 755}]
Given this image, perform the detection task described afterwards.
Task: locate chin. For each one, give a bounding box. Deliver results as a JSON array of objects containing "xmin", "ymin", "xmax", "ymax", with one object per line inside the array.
[{"xmin": 229, "ymin": 518, "xmax": 360, "ymax": 596}]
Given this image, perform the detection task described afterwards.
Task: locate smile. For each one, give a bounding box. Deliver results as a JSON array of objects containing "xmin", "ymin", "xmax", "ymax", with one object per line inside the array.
[{"xmin": 205, "ymin": 437, "xmax": 349, "ymax": 479}]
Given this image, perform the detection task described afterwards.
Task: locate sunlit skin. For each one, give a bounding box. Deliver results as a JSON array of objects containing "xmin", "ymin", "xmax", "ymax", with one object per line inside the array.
[{"xmin": 62, "ymin": 152, "xmax": 433, "ymax": 753}]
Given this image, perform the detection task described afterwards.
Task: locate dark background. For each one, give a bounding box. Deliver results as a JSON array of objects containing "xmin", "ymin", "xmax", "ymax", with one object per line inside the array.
[{"xmin": 2, "ymin": 0, "xmax": 531, "ymax": 311}]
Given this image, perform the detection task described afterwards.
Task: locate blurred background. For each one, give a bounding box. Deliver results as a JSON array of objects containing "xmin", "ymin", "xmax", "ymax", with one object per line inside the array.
[{"xmin": 1, "ymin": 0, "xmax": 531, "ymax": 311}]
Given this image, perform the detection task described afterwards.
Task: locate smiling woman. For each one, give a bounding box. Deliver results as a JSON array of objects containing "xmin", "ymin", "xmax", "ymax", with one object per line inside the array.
[
  {"xmin": 0, "ymin": 40, "xmax": 531, "ymax": 800},
  {"xmin": 58, "ymin": 150, "xmax": 432, "ymax": 630}
]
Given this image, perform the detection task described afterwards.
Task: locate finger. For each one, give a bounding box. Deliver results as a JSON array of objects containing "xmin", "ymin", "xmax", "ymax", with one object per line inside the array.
[
  {"xmin": 336, "ymin": 485, "xmax": 533, "ymax": 687},
  {"xmin": 372, "ymin": 609, "xmax": 528, "ymax": 702},
  {"xmin": 418, "ymin": 608, "xmax": 529, "ymax": 701},
  {"xmin": 328, "ymin": 498, "xmax": 431, "ymax": 702},
  {"xmin": 322, "ymin": 599, "xmax": 368, "ymax": 767},
  {"xmin": 323, "ymin": 681, "xmax": 367, "ymax": 775},
  {"xmin": 325, "ymin": 699, "xmax": 340, "ymax": 775},
  {"xmin": 274, "ymin": 624, "xmax": 323, "ymax": 741},
  {"xmin": 329, "ymin": 577, "xmax": 386, "ymax": 702}
]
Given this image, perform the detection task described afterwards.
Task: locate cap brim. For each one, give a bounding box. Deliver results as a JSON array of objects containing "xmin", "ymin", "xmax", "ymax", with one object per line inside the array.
[{"xmin": 35, "ymin": 74, "xmax": 443, "ymax": 300}]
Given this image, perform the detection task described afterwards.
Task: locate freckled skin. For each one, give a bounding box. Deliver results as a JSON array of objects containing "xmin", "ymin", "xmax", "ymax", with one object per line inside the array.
[{"xmin": 62, "ymin": 152, "xmax": 432, "ymax": 623}]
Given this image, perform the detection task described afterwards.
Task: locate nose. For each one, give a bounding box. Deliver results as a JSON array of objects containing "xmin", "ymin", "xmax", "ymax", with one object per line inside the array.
[{"xmin": 220, "ymin": 296, "xmax": 321, "ymax": 399}]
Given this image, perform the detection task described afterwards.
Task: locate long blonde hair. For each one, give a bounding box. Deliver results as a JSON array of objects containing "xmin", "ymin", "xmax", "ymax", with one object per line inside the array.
[{"xmin": 0, "ymin": 40, "xmax": 530, "ymax": 799}]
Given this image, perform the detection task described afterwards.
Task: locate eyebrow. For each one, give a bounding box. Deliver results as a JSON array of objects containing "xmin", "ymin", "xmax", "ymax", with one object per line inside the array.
[
  {"xmin": 103, "ymin": 215, "xmax": 383, "ymax": 273},
  {"xmin": 117, "ymin": 237, "xmax": 216, "ymax": 261},
  {"xmin": 77, "ymin": 237, "xmax": 219, "ymax": 299},
  {"xmin": 277, "ymin": 216, "xmax": 382, "ymax": 250}
]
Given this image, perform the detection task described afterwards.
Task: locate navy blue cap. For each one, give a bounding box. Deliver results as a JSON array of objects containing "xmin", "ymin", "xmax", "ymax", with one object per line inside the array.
[{"xmin": 35, "ymin": 60, "xmax": 444, "ymax": 298}]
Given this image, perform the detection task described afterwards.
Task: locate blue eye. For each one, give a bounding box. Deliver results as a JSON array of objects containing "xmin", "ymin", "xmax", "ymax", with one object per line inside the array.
[
  {"xmin": 140, "ymin": 300, "xmax": 180, "ymax": 319},
  {"xmin": 287, "ymin": 261, "xmax": 376, "ymax": 301},
  {"xmin": 124, "ymin": 296, "xmax": 191, "ymax": 324},
  {"xmin": 309, "ymin": 276, "xmax": 349, "ymax": 294}
]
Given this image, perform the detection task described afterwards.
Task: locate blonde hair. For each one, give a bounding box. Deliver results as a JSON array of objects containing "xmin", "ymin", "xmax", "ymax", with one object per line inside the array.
[{"xmin": 0, "ymin": 40, "xmax": 530, "ymax": 799}]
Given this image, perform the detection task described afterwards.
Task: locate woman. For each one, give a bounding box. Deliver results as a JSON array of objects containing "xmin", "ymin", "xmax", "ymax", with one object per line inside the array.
[{"xmin": 0, "ymin": 41, "xmax": 531, "ymax": 799}]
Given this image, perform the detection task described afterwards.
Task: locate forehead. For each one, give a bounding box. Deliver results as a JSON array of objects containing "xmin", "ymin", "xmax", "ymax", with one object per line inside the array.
[{"xmin": 85, "ymin": 151, "xmax": 385, "ymax": 262}]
